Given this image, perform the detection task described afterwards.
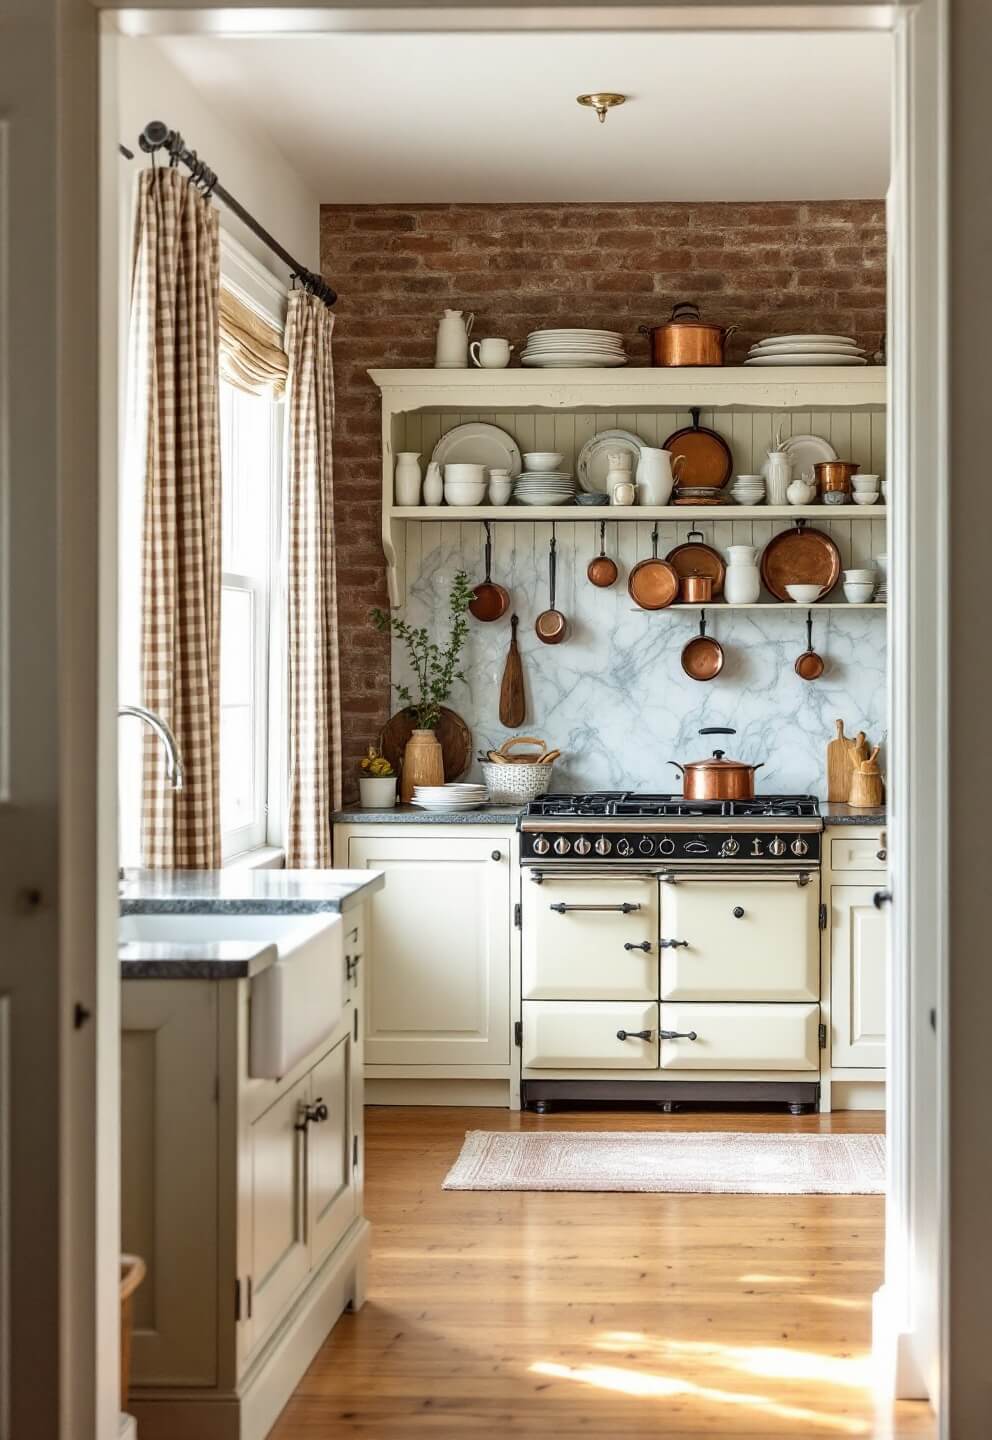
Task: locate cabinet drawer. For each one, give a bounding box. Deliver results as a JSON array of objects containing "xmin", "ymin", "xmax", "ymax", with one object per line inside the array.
[
  {"xmin": 830, "ymin": 833, "xmax": 886, "ymax": 871},
  {"xmin": 522, "ymin": 875, "xmax": 658, "ymax": 1000},
  {"xmin": 659, "ymin": 1002, "xmax": 820, "ymax": 1071},
  {"xmin": 521, "ymin": 1001, "xmax": 658, "ymax": 1070}
]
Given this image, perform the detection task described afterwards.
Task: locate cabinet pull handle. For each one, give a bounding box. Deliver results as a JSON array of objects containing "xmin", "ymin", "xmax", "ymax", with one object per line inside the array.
[
  {"xmin": 616, "ymin": 1028, "xmax": 654, "ymax": 1042},
  {"xmin": 623, "ymin": 941, "xmax": 652, "ymax": 952},
  {"xmin": 659, "ymin": 937, "xmax": 689, "ymax": 949},
  {"xmin": 346, "ymin": 953, "xmax": 362, "ymax": 982},
  {"xmin": 659, "ymin": 1029, "xmax": 698, "ymax": 1041},
  {"xmin": 876, "ymin": 849, "xmax": 887, "ymax": 861},
  {"xmin": 491, "ymin": 849, "xmax": 502, "ymax": 861},
  {"xmin": 550, "ymin": 901, "xmax": 640, "ymax": 914},
  {"xmin": 873, "ymin": 889, "xmax": 892, "ymax": 909}
]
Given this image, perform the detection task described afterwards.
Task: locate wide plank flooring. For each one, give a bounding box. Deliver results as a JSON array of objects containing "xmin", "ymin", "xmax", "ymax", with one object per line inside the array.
[{"xmin": 271, "ymin": 1107, "xmax": 935, "ymax": 1439}]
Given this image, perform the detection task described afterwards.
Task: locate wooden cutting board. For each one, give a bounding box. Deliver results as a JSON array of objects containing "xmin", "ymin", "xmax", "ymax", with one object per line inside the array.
[
  {"xmin": 378, "ymin": 706, "xmax": 472, "ymax": 782},
  {"xmin": 499, "ymin": 614, "xmax": 526, "ymax": 728},
  {"xmin": 826, "ymin": 719, "xmax": 852, "ymax": 802}
]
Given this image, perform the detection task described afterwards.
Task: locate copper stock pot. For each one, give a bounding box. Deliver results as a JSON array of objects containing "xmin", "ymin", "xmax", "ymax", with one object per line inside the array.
[
  {"xmin": 640, "ymin": 302, "xmax": 736, "ymax": 367},
  {"xmin": 669, "ymin": 727, "xmax": 764, "ymax": 801}
]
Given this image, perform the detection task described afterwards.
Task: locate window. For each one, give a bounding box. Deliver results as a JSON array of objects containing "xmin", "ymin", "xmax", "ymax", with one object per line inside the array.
[{"xmin": 219, "ymin": 380, "xmax": 283, "ymax": 858}]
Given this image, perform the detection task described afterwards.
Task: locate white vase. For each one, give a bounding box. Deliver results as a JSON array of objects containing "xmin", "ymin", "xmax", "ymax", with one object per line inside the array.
[
  {"xmin": 636, "ymin": 447, "xmax": 676, "ymax": 506},
  {"xmin": 724, "ymin": 544, "xmax": 761, "ymax": 604},
  {"xmin": 358, "ymin": 776, "xmax": 397, "ymax": 809},
  {"xmin": 394, "ymin": 452, "xmax": 422, "ymax": 506},
  {"xmin": 765, "ymin": 451, "xmax": 792, "ymax": 506},
  {"xmin": 423, "ymin": 462, "xmax": 443, "ymax": 506}
]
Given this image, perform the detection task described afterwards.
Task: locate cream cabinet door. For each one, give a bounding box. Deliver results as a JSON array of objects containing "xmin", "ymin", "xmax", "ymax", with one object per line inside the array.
[
  {"xmin": 349, "ymin": 835, "xmax": 510, "ymax": 1065},
  {"xmin": 659, "ymin": 1002, "xmax": 820, "ymax": 1071},
  {"xmin": 830, "ymin": 885, "xmax": 887, "ymax": 1067},
  {"xmin": 659, "ymin": 877, "xmax": 819, "ymax": 1001},
  {"xmin": 521, "ymin": 1001, "xmax": 659, "ymax": 1070},
  {"xmin": 308, "ymin": 1036, "xmax": 355, "ymax": 1269},
  {"xmin": 246, "ymin": 1076, "xmax": 311, "ymax": 1352},
  {"xmin": 522, "ymin": 874, "xmax": 658, "ymax": 1000}
]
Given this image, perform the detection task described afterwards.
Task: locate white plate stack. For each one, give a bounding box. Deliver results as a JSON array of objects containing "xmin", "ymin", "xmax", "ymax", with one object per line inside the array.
[
  {"xmin": 410, "ymin": 783, "xmax": 488, "ymax": 813},
  {"xmin": 745, "ymin": 334, "xmax": 868, "ymax": 366},
  {"xmin": 514, "ymin": 472, "xmax": 576, "ymax": 505},
  {"xmin": 521, "ymin": 329, "xmax": 627, "ymax": 368}
]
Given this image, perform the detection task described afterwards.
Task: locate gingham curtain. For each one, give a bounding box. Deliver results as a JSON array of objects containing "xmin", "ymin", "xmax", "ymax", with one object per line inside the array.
[
  {"xmin": 128, "ymin": 166, "xmax": 222, "ymax": 868},
  {"xmin": 285, "ymin": 290, "xmax": 342, "ymax": 867}
]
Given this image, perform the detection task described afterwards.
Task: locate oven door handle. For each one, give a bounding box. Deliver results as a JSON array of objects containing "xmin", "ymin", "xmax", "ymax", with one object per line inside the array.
[
  {"xmin": 659, "ymin": 1028, "xmax": 698, "ymax": 1042},
  {"xmin": 549, "ymin": 901, "xmax": 641, "ymax": 914},
  {"xmin": 616, "ymin": 1028, "xmax": 655, "ymax": 1042},
  {"xmin": 528, "ymin": 869, "xmax": 658, "ymax": 884},
  {"xmin": 660, "ymin": 870, "xmax": 813, "ymax": 887}
]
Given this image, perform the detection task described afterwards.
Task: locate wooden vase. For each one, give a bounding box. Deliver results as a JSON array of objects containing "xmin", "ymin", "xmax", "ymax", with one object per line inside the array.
[{"xmin": 400, "ymin": 728, "xmax": 444, "ymax": 802}]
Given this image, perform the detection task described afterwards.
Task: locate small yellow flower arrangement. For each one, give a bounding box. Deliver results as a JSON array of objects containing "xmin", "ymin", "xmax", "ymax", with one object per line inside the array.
[{"xmin": 359, "ymin": 745, "xmax": 395, "ymax": 778}]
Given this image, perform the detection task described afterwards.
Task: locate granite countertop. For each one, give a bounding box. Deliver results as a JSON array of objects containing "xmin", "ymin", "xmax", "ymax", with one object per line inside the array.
[
  {"xmin": 120, "ymin": 938, "xmax": 280, "ymax": 981},
  {"xmin": 332, "ymin": 804, "xmax": 525, "ymax": 825},
  {"xmin": 119, "ymin": 867, "xmax": 385, "ymax": 915},
  {"xmin": 820, "ymin": 802, "xmax": 887, "ymax": 827}
]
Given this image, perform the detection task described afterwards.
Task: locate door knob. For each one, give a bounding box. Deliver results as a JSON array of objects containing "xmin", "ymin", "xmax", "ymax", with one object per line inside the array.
[
  {"xmin": 616, "ymin": 1028, "xmax": 654, "ymax": 1042},
  {"xmin": 873, "ymin": 889, "xmax": 892, "ymax": 909}
]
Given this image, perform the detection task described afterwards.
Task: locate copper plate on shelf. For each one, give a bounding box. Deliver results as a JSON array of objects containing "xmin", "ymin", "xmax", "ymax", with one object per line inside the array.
[
  {"xmin": 760, "ymin": 526, "xmax": 842, "ymax": 603},
  {"xmin": 663, "ymin": 418, "xmax": 734, "ymax": 490},
  {"xmin": 666, "ymin": 532, "xmax": 726, "ymax": 597}
]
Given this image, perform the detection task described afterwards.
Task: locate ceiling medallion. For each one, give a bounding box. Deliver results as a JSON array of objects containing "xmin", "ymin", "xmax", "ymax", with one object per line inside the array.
[{"xmin": 576, "ymin": 93, "xmax": 627, "ymax": 125}]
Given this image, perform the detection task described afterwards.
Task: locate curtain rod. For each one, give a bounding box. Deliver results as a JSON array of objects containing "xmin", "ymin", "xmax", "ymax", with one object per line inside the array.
[{"xmin": 119, "ymin": 120, "xmax": 337, "ymax": 307}]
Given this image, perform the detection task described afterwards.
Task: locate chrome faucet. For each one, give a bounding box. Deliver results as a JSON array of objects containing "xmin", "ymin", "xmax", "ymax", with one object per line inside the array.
[{"xmin": 118, "ymin": 704, "xmax": 185, "ymax": 791}]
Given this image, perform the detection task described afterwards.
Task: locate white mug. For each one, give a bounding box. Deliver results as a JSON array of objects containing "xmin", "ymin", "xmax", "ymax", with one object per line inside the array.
[{"xmin": 470, "ymin": 338, "xmax": 513, "ymax": 369}]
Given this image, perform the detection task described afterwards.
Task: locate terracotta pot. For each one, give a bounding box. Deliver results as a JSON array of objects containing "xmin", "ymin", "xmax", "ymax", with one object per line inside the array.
[{"xmin": 400, "ymin": 728, "xmax": 444, "ymax": 802}]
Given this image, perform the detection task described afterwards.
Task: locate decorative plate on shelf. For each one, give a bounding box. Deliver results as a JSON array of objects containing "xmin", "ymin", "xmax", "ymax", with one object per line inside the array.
[
  {"xmin": 759, "ymin": 527, "xmax": 842, "ymax": 602},
  {"xmin": 576, "ymin": 430, "xmax": 645, "ymax": 494},
  {"xmin": 782, "ymin": 434, "xmax": 838, "ymax": 480},
  {"xmin": 431, "ymin": 423, "xmax": 522, "ymax": 478}
]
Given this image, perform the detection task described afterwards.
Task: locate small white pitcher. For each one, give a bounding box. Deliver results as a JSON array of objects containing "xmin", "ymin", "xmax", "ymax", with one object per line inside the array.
[{"xmin": 636, "ymin": 447, "xmax": 678, "ymax": 506}]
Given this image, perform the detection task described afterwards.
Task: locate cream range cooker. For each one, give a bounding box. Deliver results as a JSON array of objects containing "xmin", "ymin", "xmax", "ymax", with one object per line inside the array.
[{"xmin": 517, "ymin": 791, "xmax": 825, "ymax": 1114}]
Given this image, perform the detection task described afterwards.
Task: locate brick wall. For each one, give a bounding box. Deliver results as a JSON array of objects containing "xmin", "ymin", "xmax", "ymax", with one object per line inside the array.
[{"xmin": 320, "ymin": 200, "xmax": 886, "ymax": 798}]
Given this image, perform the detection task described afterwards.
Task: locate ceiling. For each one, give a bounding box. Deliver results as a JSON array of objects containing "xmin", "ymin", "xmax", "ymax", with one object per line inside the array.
[{"xmin": 155, "ymin": 31, "xmax": 891, "ymax": 203}]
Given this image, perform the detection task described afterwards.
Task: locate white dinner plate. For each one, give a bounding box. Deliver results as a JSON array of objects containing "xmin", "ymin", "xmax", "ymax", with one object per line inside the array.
[
  {"xmin": 744, "ymin": 355, "xmax": 868, "ymax": 367},
  {"xmin": 522, "ymin": 355, "xmax": 628, "ymax": 368},
  {"xmin": 431, "ymin": 422, "xmax": 522, "ymax": 478},
  {"xmin": 576, "ymin": 429, "xmax": 645, "ymax": 494},
  {"xmin": 527, "ymin": 328, "xmax": 624, "ymax": 341},
  {"xmin": 783, "ymin": 434, "xmax": 838, "ymax": 478},
  {"xmin": 749, "ymin": 344, "xmax": 865, "ymax": 357},
  {"xmin": 752, "ymin": 334, "xmax": 860, "ymax": 347}
]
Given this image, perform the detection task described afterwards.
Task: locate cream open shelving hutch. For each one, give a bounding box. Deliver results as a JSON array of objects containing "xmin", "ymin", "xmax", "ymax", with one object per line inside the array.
[{"xmin": 372, "ymin": 365, "xmax": 888, "ymax": 607}]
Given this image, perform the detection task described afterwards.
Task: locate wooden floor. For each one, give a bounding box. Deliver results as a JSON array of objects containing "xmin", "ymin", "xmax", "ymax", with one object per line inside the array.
[{"xmin": 271, "ymin": 1107, "xmax": 935, "ymax": 1439}]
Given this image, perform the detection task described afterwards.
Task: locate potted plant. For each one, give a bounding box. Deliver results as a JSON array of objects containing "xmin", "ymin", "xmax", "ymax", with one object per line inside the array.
[
  {"xmin": 358, "ymin": 746, "xmax": 397, "ymax": 809},
  {"xmin": 371, "ymin": 571, "xmax": 472, "ymax": 802}
]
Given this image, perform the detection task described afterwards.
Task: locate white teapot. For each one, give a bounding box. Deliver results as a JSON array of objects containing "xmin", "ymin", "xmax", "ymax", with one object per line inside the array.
[{"xmin": 435, "ymin": 309, "xmax": 475, "ymax": 368}]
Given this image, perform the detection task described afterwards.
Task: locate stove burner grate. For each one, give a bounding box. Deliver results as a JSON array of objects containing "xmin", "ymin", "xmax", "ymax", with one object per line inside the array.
[{"xmin": 526, "ymin": 792, "xmax": 820, "ymax": 820}]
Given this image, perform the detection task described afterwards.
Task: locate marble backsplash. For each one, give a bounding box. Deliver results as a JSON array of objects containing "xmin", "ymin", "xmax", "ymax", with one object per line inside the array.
[{"xmin": 392, "ymin": 521, "xmax": 888, "ymax": 797}]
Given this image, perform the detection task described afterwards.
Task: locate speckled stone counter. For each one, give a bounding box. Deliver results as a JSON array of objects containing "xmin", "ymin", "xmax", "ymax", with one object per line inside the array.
[
  {"xmin": 120, "ymin": 938, "xmax": 279, "ymax": 981},
  {"xmin": 119, "ymin": 867, "xmax": 384, "ymax": 916},
  {"xmin": 820, "ymin": 802, "xmax": 887, "ymax": 827},
  {"xmin": 332, "ymin": 804, "xmax": 525, "ymax": 825}
]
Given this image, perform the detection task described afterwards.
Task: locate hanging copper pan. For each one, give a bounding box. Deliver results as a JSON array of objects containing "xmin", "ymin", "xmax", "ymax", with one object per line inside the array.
[
  {"xmin": 628, "ymin": 526, "xmax": 678, "ymax": 610},
  {"xmin": 680, "ymin": 612, "xmax": 725, "ymax": 681},
  {"xmin": 468, "ymin": 521, "xmax": 510, "ymax": 622}
]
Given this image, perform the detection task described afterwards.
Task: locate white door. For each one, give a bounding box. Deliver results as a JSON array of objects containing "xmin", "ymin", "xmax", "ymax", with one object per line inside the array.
[
  {"xmin": 0, "ymin": 9, "xmax": 110, "ymax": 1435},
  {"xmin": 308, "ymin": 1036, "xmax": 355, "ymax": 1269},
  {"xmin": 348, "ymin": 836, "xmax": 510, "ymax": 1065},
  {"xmin": 246, "ymin": 1076, "xmax": 311, "ymax": 1353},
  {"xmin": 521, "ymin": 1001, "xmax": 659, "ymax": 1070},
  {"xmin": 659, "ymin": 1002, "xmax": 820, "ymax": 1071},
  {"xmin": 660, "ymin": 876, "xmax": 819, "ymax": 1001},
  {"xmin": 522, "ymin": 874, "xmax": 658, "ymax": 1000},
  {"xmin": 830, "ymin": 885, "xmax": 888, "ymax": 1068}
]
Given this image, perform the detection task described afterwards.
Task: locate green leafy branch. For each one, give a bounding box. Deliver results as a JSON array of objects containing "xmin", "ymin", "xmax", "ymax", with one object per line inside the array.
[{"xmin": 371, "ymin": 571, "xmax": 473, "ymax": 732}]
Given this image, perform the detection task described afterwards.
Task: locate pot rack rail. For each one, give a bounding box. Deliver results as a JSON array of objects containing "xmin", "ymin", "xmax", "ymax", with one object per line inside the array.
[{"xmin": 119, "ymin": 120, "xmax": 336, "ymax": 306}]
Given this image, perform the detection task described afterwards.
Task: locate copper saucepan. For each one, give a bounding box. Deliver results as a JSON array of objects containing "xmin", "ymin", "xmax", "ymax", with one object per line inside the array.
[
  {"xmin": 535, "ymin": 531, "xmax": 567, "ymax": 644},
  {"xmin": 587, "ymin": 520, "xmax": 618, "ymax": 588},
  {"xmin": 640, "ymin": 302, "xmax": 736, "ymax": 368},
  {"xmin": 468, "ymin": 520, "xmax": 510, "ymax": 622},
  {"xmin": 669, "ymin": 727, "xmax": 764, "ymax": 800}
]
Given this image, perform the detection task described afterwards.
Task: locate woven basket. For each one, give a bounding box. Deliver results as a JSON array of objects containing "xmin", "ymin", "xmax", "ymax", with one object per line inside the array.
[{"xmin": 481, "ymin": 762, "xmax": 554, "ymax": 803}]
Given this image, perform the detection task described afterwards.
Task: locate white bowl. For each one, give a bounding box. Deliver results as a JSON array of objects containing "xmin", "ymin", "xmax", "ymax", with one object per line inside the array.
[
  {"xmin": 785, "ymin": 583, "xmax": 825, "ymax": 604},
  {"xmin": 844, "ymin": 569, "xmax": 876, "ymax": 582},
  {"xmin": 444, "ymin": 481, "xmax": 487, "ymax": 506},
  {"xmin": 523, "ymin": 451, "xmax": 565, "ymax": 472},
  {"xmin": 852, "ymin": 474, "xmax": 880, "ymax": 489},
  {"xmin": 844, "ymin": 582, "xmax": 876, "ymax": 603},
  {"xmin": 852, "ymin": 492, "xmax": 880, "ymax": 505},
  {"xmin": 444, "ymin": 463, "xmax": 487, "ymax": 484}
]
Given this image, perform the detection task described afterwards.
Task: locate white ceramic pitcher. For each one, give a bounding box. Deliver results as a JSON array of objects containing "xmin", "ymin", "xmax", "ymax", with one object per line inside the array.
[
  {"xmin": 636, "ymin": 447, "xmax": 678, "ymax": 506},
  {"xmin": 435, "ymin": 309, "xmax": 475, "ymax": 368},
  {"xmin": 724, "ymin": 544, "xmax": 761, "ymax": 605}
]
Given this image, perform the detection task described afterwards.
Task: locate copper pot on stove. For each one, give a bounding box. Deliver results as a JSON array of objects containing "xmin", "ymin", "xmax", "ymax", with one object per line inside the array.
[
  {"xmin": 669, "ymin": 726, "xmax": 765, "ymax": 801},
  {"xmin": 640, "ymin": 302, "xmax": 736, "ymax": 367}
]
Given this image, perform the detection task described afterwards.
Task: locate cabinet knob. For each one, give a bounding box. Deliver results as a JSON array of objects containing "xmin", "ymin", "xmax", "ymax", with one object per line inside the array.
[
  {"xmin": 733, "ymin": 906, "xmax": 745, "ymax": 919},
  {"xmin": 491, "ymin": 849, "xmax": 502, "ymax": 861},
  {"xmin": 876, "ymin": 849, "xmax": 887, "ymax": 861},
  {"xmin": 873, "ymin": 889, "xmax": 892, "ymax": 909}
]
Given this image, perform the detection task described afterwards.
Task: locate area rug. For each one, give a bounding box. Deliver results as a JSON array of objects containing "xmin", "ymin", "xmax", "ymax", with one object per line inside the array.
[{"xmin": 443, "ymin": 1130, "xmax": 885, "ymax": 1195}]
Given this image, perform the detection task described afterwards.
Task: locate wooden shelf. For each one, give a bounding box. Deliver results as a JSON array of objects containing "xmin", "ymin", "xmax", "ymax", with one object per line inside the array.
[
  {"xmin": 391, "ymin": 505, "xmax": 886, "ymax": 522},
  {"xmin": 630, "ymin": 603, "xmax": 886, "ymax": 613}
]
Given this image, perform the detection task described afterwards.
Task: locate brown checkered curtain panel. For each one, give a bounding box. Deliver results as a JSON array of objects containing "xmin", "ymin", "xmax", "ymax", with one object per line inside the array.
[
  {"xmin": 129, "ymin": 167, "xmax": 222, "ymax": 868},
  {"xmin": 285, "ymin": 291, "xmax": 342, "ymax": 868}
]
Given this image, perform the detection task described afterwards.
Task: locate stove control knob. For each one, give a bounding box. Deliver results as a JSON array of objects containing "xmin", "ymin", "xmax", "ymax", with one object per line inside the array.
[
  {"xmin": 658, "ymin": 837, "xmax": 676, "ymax": 857},
  {"xmin": 721, "ymin": 837, "xmax": 740, "ymax": 857},
  {"xmin": 573, "ymin": 836, "xmax": 592, "ymax": 856},
  {"xmin": 616, "ymin": 838, "xmax": 634, "ymax": 858},
  {"xmin": 638, "ymin": 836, "xmax": 656, "ymax": 856},
  {"xmin": 553, "ymin": 836, "xmax": 571, "ymax": 856},
  {"xmin": 594, "ymin": 836, "xmax": 612, "ymax": 856},
  {"xmin": 791, "ymin": 837, "xmax": 809, "ymax": 857},
  {"xmin": 769, "ymin": 835, "xmax": 787, "ymax": 857},
  {"xmin": 532, "ymin": 835, "xmax": 550, "ymax": 856}
]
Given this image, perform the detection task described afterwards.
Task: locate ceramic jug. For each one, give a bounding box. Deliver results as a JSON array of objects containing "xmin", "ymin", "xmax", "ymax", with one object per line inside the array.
[
  {"xmin": 423, "ymin": 462, "xmax": 443, "ymax": 506},
  {"xmin": 394, "ymin": 452, "xmax": 422, "ymax": 506},
  {"xmin": 435, "ymin": 309, "xmax": 475, "ymax": 368},
  {"xmin": 724, "ymin": 544, "xmax": 761, "ymax": 605},
  {"xmin": 636, "ymin": 447, "xmax": 678, "ymax": 506}
]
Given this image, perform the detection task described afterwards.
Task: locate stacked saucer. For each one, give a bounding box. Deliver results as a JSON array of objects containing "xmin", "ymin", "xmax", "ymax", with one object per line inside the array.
[
  {"xmin": 411, "ymin": 783, "xmax": 488, "ymax": 813},
  {"xmin": 745, "ymin": 334, "xmax": 867, "ymax": 366},
  {"xmin": 521, "ymin": 329, "xmax": 627, "ymax": 368},
  {"xmin": 514, "ymin": 453, "xmax": 576, "ymax": 505}
]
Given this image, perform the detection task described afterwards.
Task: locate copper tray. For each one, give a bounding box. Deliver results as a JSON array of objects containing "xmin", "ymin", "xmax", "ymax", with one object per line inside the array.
[
  {"xmin": 666, "ymin": 531, "xmax": 726, "ymax": 597},
  {"xmin": 759, "ymin": 526, "xmax": 842, "ymax": 603},
  {"xmin": 663, "ymin": 416, "xmax": 734, "ymax": 490},
  {"xmin": 379, "ymin": 705, "xmax": 472, "ymax": 781}
]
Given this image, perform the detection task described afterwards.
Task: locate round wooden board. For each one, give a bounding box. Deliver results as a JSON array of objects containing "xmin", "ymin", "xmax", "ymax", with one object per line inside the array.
[
  {"xmin": 378, "ymin": 706, "xmax": 472, "ymax": 782},
  {"xmin": 759, "ymin": 526, "xmax": 842, "ymax": 602}
]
